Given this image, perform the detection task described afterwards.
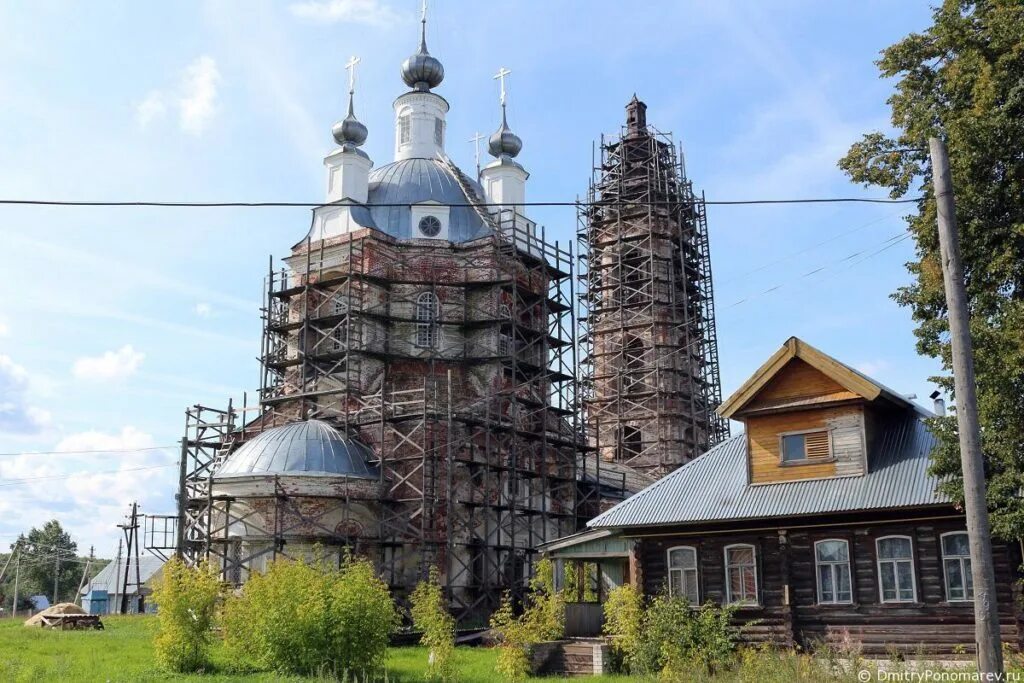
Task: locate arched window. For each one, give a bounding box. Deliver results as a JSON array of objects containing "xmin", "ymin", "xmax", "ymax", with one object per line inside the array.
[
  {"xmin": 667, "ymin": 546, "xmax": 699, "ymax": 603},
  {"xmin": 434, "ymin": 118, "xmax": 444, "ymax": 146},
  {"xmin": 615, "ymin": 425, "xmax": 642, "ymax": 462},
  {"xmin": 876, "ymin": 536, "xmax": 916, "ymax": 603},
  {"xmin": 941, "ymin": 532, "xmax": 973, "ymax": 601},
  {"xmin": 815, "ymin": 539, "xmax": 852, "ymax": 604},
  {"xmin": 399, "ymin": 114, "xmax": 411, "ymax": 145},
  {"xmin": 724, "ymin": 544, "xmax": 758, "ymax": 605},
  {"xmin": 415, "ymin": 291, "xmax": 439, "ymax": 348},
  {"xmin": 622, "ymin": 336, "xmax": 645, "ymax": 393}
]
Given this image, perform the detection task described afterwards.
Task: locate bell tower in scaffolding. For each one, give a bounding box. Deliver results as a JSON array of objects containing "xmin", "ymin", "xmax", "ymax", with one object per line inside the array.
[{"xmin": 578, "ymin": 96, "xmax": 729, "ymax": 479}]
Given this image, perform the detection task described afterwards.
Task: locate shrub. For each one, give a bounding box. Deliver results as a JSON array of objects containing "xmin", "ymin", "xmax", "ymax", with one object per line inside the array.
[
  {"xmin": 222, "ymin": 550, "xmax": 399, "ymax": 677},
  {"xmin": 409, "ymin": 567, "xmax": 457, "ymax": 682},
  {"xmin": 150, "ymin": 557, "xmax": 222, "ymax": 673},
  {"xmin": 489, "ymin": 557, "xmax": 565, "ymax": 681},
  {"xmin": 602, "ymin": 585, "xmax": 740, "ymax": 678}
]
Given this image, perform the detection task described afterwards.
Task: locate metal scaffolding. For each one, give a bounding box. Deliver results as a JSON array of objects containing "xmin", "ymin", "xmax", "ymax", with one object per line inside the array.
[
  {"xmin": 578, "ymin": 98, "xmax": 729, "ymax": 482},
  {"xmin": 158, "ymin": 213, "xmax": 606, "ymax": 623}
]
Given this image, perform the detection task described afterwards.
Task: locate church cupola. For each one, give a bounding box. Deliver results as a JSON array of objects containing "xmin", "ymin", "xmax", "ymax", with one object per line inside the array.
[
  {"xmin": 324, "ymin": 56, "xmax": 372, "ymax": 205},
  {"xmin": 393, "ymin": 3, "xmax": 449, "ymax": 161},
  {"xmin": 480, "ymin": 67, "xmax": 528, "ymax": 216}
]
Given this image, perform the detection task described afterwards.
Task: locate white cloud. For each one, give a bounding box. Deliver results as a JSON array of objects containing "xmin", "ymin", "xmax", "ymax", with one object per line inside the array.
[
  {"xmin": 194, "ymin": 302, "xmax": 213, "ymax": 318},
  {"xmin": 72, "ymin": 345, "xmax": 145, "ymax": 381},
  {"xmin": 135, "ymin": 90, "xmax": 166, "ymax": 127},
  {"xmin": 288, "ymin": 0, "xmax": 399, "ymax": 26},
  {"xmin": 178, "ymin": 55, "xmax": 221, "ymax": 135},
  {"xmin": 0, "ymin": 355, "xmax": 50, "ymax": 435},
  {"xmin": 135, "ymin": 55, "xmax": 221, "ymax": 136}
]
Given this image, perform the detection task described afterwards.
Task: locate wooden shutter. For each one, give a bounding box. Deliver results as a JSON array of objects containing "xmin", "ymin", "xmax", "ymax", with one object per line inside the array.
[{"xmin": 804, "ymin": 430, "xmax": 831, "ymax": 459}]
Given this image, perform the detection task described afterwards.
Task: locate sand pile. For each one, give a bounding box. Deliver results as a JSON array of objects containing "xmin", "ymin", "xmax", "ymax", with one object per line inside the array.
[{"xmin": 24, "ymin": 602, "xmax": 87, "ymax": 627}]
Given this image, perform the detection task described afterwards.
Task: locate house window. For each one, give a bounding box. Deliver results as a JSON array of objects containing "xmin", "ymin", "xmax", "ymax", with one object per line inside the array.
[
  {"xmin": 667, "ymin": 546, "xmax": 699, "ymax": 604},
  {"xmin": 815, "ymin": 539, "xmax": 852, "ymax": 604},
  {"xmin": 418, "ymin": 215, "xmax": 442, "ymax": 237},
  {"xmin": 330, "ymin": 326, "xmax": 345, "ymax": 352},
  {"xmin": 415, "ymin": 291, "xmax": 439, "ymax": 348},
  {"xmin": 434, "ymin": 118, "xmax": 444, "ymax": 146},
  {"xmin": 725, "ymin": 544, "xmax": 758, "ymax": 605},
  {"xmin": 941, "ymin": 532, "xmax": 973, "ymax": 601},
  {"xmin": 780, "ymin": 430, "xmax": 832, "ymax": 463},
  {"xmin": 876, "ymin": 536, "xmax": 917, "ymax": 603},
  {"xmin": 399, "ymin": 115, "xmax": 411, "ymax": 145}
]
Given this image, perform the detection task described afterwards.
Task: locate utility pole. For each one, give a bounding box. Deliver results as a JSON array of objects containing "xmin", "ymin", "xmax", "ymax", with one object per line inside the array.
[
  {"xmin": 76, "ymin": 546, "xmax": 94, "ymax": 607},
  {"xmin": 929, "ymin": 136, "xmax": 1003, "ymax": 674},
  {"xmin": 111, "ymin": 539, "xmax": 122, "ymax": 616},
  {"xmin": 53, "ymin": 548, "xmax": 60, "ymax": 605},
  {"xmin": 12, "ymin": 550, "xmax": 20, "ymax": 619}
]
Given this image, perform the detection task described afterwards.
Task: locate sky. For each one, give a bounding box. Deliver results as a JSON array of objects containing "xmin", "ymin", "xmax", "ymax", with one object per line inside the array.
[{"xmin": 0, "ymin": 0, "xmax": 942, "ymax": 559}]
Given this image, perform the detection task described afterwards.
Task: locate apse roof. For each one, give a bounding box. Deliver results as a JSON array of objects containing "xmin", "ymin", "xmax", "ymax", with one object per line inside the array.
[{"xmin": 214, "ymin": 420, "xmax": 379, "ymax": 480}]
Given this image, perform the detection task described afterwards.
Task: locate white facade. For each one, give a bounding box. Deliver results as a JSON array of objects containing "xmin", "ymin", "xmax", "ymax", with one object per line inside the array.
[
  {"xmin": 393, "ymin": 91, "xmax": 449, "ymax": 161},
  {"xmin": 481, "ymin": 159, "xmax": 528, "ymax": 214}
]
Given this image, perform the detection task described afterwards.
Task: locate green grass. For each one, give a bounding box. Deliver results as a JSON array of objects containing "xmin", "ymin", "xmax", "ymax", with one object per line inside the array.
[{"xmin": 0, "ymin": 615, "xmax": 632, "ymax": 682}]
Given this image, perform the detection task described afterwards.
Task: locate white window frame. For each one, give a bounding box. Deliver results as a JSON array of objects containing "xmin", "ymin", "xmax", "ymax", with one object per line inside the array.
[
  {"xmin": 875, "ymin": 535, "xmax": 918, "ymax": 604},
  {"xmin": 666, "ymin": 545, "xmax": 699, "ymax": 604},
  {"xmin": 414, "ymin": 291, "xmax": 439, "ymax": 349},
  {"xmin": 940, "ymin": 531, "xmax": 973, "ymax": 602},
  {"xmin": 724, "ymin": 543, "xmax": 758, "ymax": 605},
  {"xmin": 814, "ymin": 539, "xmax": 853, "ymax": 605}
]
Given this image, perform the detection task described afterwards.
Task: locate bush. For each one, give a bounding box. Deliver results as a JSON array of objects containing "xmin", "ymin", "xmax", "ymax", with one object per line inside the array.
[
  {"xmin": 150, "ymin": 557, "xmax": 222, "ymax": 673},
  {"xmin": 489, "ymin": 557, "xmax": 565, "ymax": 681},
  {"xmin": 223, "ymin": 550, "xmax": 398, "ymax": 677},
  {"xmin": 409, "ymin": 567, "xmax": 457, "ymax": 682},
  {"xmin": 603, "ymin": 585, "xmax": 740, "ymax": 678}
]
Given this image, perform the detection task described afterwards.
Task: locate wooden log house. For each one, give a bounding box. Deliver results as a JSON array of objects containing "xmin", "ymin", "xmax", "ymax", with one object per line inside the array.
[{"xmin": 544, "ymin": 337, "xmax": 1023, "ymax": 655}]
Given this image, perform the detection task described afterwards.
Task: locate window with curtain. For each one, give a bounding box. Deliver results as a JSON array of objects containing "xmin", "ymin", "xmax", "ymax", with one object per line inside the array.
[
  {"xmin": 667, "ymin": 546, "xmax": 699, "ymax": 604},
  {"xmin": 725, "ymin": 544, "xmax": 758, "ymax": 605},
  {"xmin": 876, "ymin": 536, "xmax": 916, "ymax": 602},
  {"xmin": 815, "ymin": 539, "xmax": 852, "ymax": 604},
  {"xmin": 941, "ymin": 532, "xmax": 973, "ymax": 601},
  {"xmin": 415, "ymin": 291, "xmax": 439, "ymax": 348}
]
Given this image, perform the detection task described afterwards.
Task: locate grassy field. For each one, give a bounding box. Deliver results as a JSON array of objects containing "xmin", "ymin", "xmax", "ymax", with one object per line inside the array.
[{"xmin": 0, "ymin": 615, "xmax": 632, "ymax": 682}]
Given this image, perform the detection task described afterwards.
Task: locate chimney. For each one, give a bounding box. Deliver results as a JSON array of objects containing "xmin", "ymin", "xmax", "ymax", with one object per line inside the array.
[{"xmin": 929, "ymin": 390, "xmax": 946, "ymax": 417}]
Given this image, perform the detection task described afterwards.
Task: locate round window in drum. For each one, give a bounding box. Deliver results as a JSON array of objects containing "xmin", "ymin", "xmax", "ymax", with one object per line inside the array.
[{"xmin": 418, "ymin": 215, "xmax": 442, "ymax": 237}]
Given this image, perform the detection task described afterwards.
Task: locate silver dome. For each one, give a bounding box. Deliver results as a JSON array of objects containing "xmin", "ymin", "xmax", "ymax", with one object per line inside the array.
[
  {"xmin": 215, "ymin": 420, "xmax": 379, "ymax": 480},
  {"xmin": 366, "ymin": 158, "xmax": 489, "ymax": 242},
  {"xmin": 332, "ymin": 93, "xmax": 368, "ymax": 149},
  {"xmin": 401, "ymin": 19, "xmax": 443, "ymax": 91},
  {"xmin": 488, "ymin": 105, "xmax": 522, "ymax": 159}
]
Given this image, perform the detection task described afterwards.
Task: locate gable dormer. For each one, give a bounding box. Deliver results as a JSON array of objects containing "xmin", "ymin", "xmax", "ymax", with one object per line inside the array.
[{"xmin": 718, "ymin": 337, "xmax": 921, "ymax": 485}]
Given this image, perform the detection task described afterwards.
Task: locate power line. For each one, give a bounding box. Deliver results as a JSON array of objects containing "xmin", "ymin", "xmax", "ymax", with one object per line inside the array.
[
  {"xmin": 0, "ymin": 196, "xmax": 923, "ymax": 209},
  {"xmin": 0, "ymin": 445, "xmax": 176, "ymax": 457},
  {"xmin": 0, "ymin": 464, "xmax": 176, "ymax": 488}
]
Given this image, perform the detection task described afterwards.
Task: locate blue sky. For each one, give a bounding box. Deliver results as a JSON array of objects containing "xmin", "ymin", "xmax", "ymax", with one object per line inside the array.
[{"xmin": 0, "ymin": 0, "xmax": 941, "ymax": 556}]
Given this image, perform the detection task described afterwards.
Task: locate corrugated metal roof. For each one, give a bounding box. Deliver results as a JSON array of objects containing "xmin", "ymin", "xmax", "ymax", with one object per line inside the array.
[
  {"xmin": 589, "ymin": 416, "xmax": 947, "ymax": 529},
  {"xmin": 215, "ymin": 420, "xmax": 379, "ymax": 480}
]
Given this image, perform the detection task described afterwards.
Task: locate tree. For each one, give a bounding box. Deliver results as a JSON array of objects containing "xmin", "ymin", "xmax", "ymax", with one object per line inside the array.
[
  {"xmin": 839, "ymin": 0, "xmax": 1024, "ymax": 538},
  {"xmin": 12, "ymin": 520, "xmax": 79, "ymax": 603}
]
